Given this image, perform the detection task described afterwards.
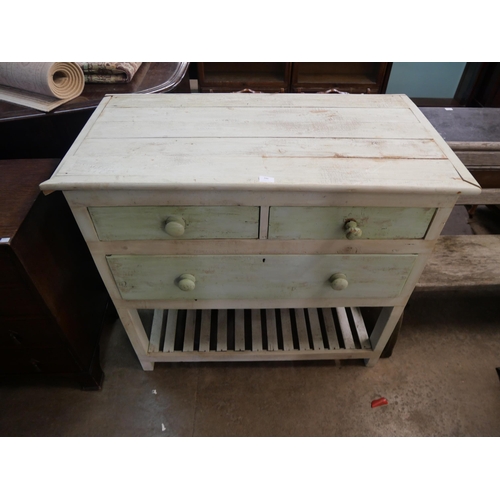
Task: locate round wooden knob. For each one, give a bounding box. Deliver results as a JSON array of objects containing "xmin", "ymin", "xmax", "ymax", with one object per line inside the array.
[
  {"xmin": 177, "ymin": 274, "xmax": 196, "ymax": 291},
  {"xmin": 330, "ymin": 273, "xmax": 348, "ymax": 290},
  {"xmin": 164, "ymin": 216, "xmax": 185, "ymax": 237},
  {"xmin": 344, "ymin": 220, "xmax": 362, "ymax": 240}
]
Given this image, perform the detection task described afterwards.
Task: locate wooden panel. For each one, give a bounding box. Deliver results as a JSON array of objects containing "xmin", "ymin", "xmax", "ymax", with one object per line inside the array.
[
  {"xmin": 268, "ymin": 207, "xmax": 436, "ymax": 240},
  {"xmin": 89, "ymin": 206, "xmax": 259, "ymax": 241},
  {"xmin": 280, "ymin": 309, "xmax": 294, "ymax": 351},
  {"xmin": 321, "ymin": 308, "xmax": 340, "ymax": 349},
  {"xmin": 337, "ymin": 307, "xmax": 355, "ymax": 349},
  {"xmin": 148, "ymin": 309, "xmax": 164, "ymax": 353},
  {"xmin": 75, "ymin": 137, "xmax": 446, "ymax": 161},
  {"xmin": 183, "ymin": 309, "xmax": 197, "ymax": 352},
  {"xmin": 251, "ymin": 309, "xmax": 262, "ymax": 351},
  {"xmin": 351, "ymin": 307, "xmax": 371, "ymax": 349},
  {"xmin": 163, "ymin": 309, "xmax": 177, "ymax": 353},
  {"xmin": 90, "ymin": 106, "xmax": 427, "ymax": 141},
  {"xmin": 266, "ymin": 309, "xmax": 278, "ymax": 351},
  {"xmin": 234, "ymin": 309, "xmax": 245, "ymax": 351},
  {"xmin": 199, "ymin": 309, "xmax": 211, "ymax": 352},
  {"xmin": 107, "ymin": 254, "xmax": 417, "ymax": 301},
  {"xmin": 104, "ymin": 93, "xmax": 409, "ymax": 108},
  {"xmin": 294, "ymin": 308, "xmax": 310, "ymax": 350},
  {"xmin": 307, "ymin": 308, "xmax": 324, "ymax": 350},
  {"xmin": 216, "ymin": 309, "xmax": 227, "ymax": 352}
]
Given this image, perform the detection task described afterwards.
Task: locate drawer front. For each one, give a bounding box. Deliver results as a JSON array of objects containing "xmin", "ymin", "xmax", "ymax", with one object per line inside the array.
[
  {"xmin": 0, "ymin": 348, "xmax": 79, "ymax": 374},
  {"xmin": 107, "ymin": 254, "xmax": 417, "ymax": 301},
  {"xmin": 268, "ymin": 207, "xmax": 435, "ymax": 240},
  {"xmin": 89, "ymin": 206, "xmax": 260, "ymax": 241},
  {"xmin": 0, "ymin": 316, "xmax": 62, "ymax": 349}
]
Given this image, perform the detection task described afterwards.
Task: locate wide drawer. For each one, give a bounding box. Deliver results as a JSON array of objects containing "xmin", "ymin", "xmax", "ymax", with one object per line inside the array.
[
  {"xmin": 268, "ymin": 207, "xmax": 436, "ymax": 240},
  {"xmin": 107, "ymin": 254, "xmax": 417, "ymax": 301},
  {"xmin": 89, "ymin": 206, "xmax": 260, "ymax": 240}
]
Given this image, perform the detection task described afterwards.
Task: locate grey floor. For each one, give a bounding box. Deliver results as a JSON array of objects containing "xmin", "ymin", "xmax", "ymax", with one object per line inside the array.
[{"xmin": 1, "ymin": 205, "xmax": 499, "ymax": 437}]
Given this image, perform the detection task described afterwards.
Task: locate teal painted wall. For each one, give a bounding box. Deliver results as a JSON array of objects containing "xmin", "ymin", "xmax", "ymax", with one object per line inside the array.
[{"xmin": 386, "ymin": 62, "xmax": 467, "ymax": 98}]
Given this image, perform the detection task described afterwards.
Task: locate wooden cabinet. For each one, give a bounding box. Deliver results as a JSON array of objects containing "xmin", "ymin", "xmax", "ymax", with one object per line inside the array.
[
  {"xmin": 197, "ymin": 63, "xmax": 291, "ymax": 93},
  {"xmin": 41, "ymin": 94, "xmax": 480, "ymax": 370},
  {"xmin": 0, "ymin": 159, "xmax": 110, "ymax": 389},
  {"xmin": 197, "ymin": 63, "xmax": 391, "ymax": 94},
  {"xmin": 291, "ymin": 62, "xmax": 392, "ymax": 94}
]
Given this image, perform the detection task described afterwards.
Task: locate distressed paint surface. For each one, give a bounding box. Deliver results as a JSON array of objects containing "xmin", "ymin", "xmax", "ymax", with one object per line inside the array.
[
  {"xmin": 268, "ymin": 206, "xmax": 436, "ymax": 240},
  {"xmin": 106, "ymin": 254, "xmax": 417, "ymax": 301},
  {"xmin": 89, "ymin": 206, "xmax": 260, "ymax": 240}
]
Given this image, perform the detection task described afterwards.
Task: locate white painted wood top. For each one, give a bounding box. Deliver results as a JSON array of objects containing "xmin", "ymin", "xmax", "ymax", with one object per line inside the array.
[{"xmin": 40, "ymin": 93, "xmax": 480, "ymax": 195}]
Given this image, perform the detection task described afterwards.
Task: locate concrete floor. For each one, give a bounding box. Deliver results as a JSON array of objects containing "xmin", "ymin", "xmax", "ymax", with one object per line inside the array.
[{"xmin": 1, "ymin": 205, "xmax": 499, "ymax": 437}]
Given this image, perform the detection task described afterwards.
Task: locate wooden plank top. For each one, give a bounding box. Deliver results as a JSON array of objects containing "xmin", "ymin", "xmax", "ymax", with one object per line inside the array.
[{"xmin": 40, "ymin": 94, "xmax": 481, "ymax": 195}]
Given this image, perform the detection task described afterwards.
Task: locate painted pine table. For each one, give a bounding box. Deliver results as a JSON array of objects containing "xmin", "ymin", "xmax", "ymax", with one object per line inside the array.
[{"xmin": 40, "ymin": 94, "xmax": 480, "ymax": 370}]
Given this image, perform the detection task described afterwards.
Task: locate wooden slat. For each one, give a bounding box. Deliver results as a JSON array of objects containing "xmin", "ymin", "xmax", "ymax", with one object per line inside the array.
[
  {"xmin": 448, "ymin": 141, "xmax": 500, "ymax": 151},
  {"xmin": 216, "ymin": 309, "xmax": 227, "ymax": 352},
  {"xmin": 458, "ymin": 189, "xmax": 500, "ymax": 205},
  {"xmin": 322, "ymin": 308, "xmax": 340, "ymax": 350},
  {"xmin": 148, "ymin": 309, "xmax": 164, "ymax": 353},
  {"xmin": 199, "ymin": 310, "xmax": 211, "ymax": 352},
  {"xmin": 105, "ymin": 93, "xmax": 409, "ymax": 109},
  {"xmin": 295, "ymin": 309, "xmax": 310, "ymax": 351},
  {"xmin": 266, "ymin": 309, "xmax": 278, "ymax": 351},
  {"xmin": 336, "ymin": 307, "xmax": 355, "ymax": 349},
  {"xmin": 89, "ymin": 108, "xmax": 430, "ymax": 140},
  {"xmin": 455, "ymin": 151, "xmax": 500, "ymax": 166},
  {"xmin": 251, "ymin": 309, "xmax": 262, "ymax": 351},
  {"xmin": 307, "ymin": 308, "xmax": 324, "ymax": 350},
  {"xmin": 234, "ymin": 309, "xmax": 245, "ymax": 351},
  {"xmin": 351, "ymin": 307, "xmax": 371, "ymax": 350},
  {"xmin": 280, "ymin": 309, "xmax": 294, "ymax": 351},
  {"xmin": 183, "ymin": 309, "xmax": 197, "ymax": 352},
  {"xmin": 163, "ymin": 309, "xmax": 177, "ymax": 353},
  {"xmin": 75, "ymin": 137, "xmax": 446, "ymax": 160}
]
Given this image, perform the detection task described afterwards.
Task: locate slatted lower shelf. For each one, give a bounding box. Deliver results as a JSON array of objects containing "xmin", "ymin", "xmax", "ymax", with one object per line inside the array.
[{"xmin": 145, "ymin": 308, "xmax": 374, "ymax": 361}]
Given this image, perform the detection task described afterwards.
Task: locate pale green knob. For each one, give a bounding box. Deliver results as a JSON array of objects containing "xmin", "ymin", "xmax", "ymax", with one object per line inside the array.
[
  {"xmin": 344, "ymin": 220, "xmax": 362, "ymax": 240},
  {"xmin": 165, "ymin": 216, "xmax": 185, "ymax": 237},
  {"xmin": 330, "ymin": 273, "xmax": 348, "ymax": 290},
  {"xmin": 177, "ymin": 274, "xmax": 196, "ymax": 291}
]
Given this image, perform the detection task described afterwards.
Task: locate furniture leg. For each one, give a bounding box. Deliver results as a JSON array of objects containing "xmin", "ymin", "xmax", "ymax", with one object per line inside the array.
[{"xmin": 365, "ymin": 306, "xmax": 405, "ymax": 367}]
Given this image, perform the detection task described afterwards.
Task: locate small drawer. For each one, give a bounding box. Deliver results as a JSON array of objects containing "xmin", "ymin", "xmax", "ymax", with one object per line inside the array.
[
  {"xmin": 107, "ymin": 254, "xmax": 417, "ymax": 301},
  {"xmin": 89, "ymin": 206, "xmax": 260, "ymax": 241},
  {"xmin": 0, "ymin": 348, "xmax": 79, "ymax": 374},
  {"xmin": 268, "ymin": 207, "xmax": 435, "ymax": 240},
  {"xmin": 0, "ymin": 316, "xmax": 62, "ymax": 349}
]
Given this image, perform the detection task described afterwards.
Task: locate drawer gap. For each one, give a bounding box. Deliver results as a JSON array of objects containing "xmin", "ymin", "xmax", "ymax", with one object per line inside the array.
[{"xmin": 144, "ymin": 308, "xmax": 371, "ymax": 356}]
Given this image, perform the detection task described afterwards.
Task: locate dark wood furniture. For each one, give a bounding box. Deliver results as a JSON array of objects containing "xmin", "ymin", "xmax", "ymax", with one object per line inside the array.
[
  {"xmin": 197, "ymin": 63, "xmax": 292, "ymax": 93},
  {"xmin": 0, "ymin": 159, "xmax": 110, "ymax": 389},
  {"xmin": 0, "ymin": 62, "xmax": 191, "ymax": 160},
  {"xmin": 196, "ymin": 62, "xmax": 391, "ymax": 94},
  {"xmin": 291, "ymin": 62, "xmax": 392, "ymax": 94}
]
